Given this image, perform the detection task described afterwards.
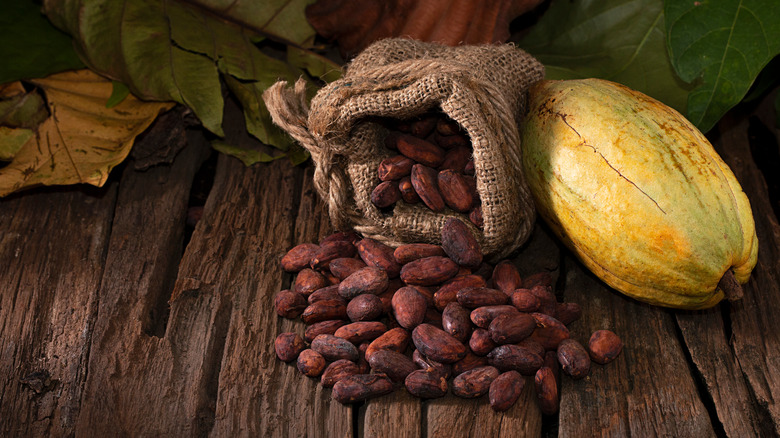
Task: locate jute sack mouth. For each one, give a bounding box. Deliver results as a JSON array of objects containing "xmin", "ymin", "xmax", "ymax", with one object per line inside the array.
[{"xmin": 264, "ymin": 38, "xmax": 544, "ymax": 260}]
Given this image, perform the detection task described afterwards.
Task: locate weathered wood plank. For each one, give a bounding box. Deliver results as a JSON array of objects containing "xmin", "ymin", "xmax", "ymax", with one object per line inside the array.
[
  {"xmin": 716, "ymin": 113, "xmax": 780, "ymax": 434},
  {"xmin": 363, "ymin": 390, "xmax": 422, "ymax": 438},
  {"xmin": 72, "ymin": 136, "xmax": 209, "ymax": 435},
  {"xmin": 558, "ymin": 259, "xmax": 716, "ymax": 437},
  {"xmin": 171, "ymin": 157, "xmax": 351, "ymax": 437},
  {"xmin": 0, "ymin": 184, "xmax": 116, "ymax": 437}
]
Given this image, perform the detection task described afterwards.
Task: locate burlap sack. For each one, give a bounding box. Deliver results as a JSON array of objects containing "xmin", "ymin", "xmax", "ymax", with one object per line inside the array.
[{"xmin": 264, "ymin": 38, "xmax": 544, "ymax": 259}]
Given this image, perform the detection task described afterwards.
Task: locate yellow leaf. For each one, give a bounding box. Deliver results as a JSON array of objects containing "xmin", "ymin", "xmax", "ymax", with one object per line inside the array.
[{"xmin": 0, "ymin": 70, "xmax": 173, "ymax": 196}]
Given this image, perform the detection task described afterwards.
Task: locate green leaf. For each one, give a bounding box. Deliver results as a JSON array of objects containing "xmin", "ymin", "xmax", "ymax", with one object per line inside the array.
[
  {"xmin": 42, "ymin": 0, "xmax": 330, "ymax": 153},
  {"xmin": 287, "ymin": 46, "xmax": 343, "ymax": 83},
  {"xmin": 0, "ymin": 0, "xmax": 84, "ymax": 83},
  {"xmin": 0, "ymin": 85, "xmax": 48, "ymax": 129},
  {"xmin": 106, "ymin": 81, "xmax": 130, "ymax": 108},
  {"xmin": 665, "ymin": 0, "xmax": 780, "ymax": 132},
  {"xmin": 211, "ymin": 139, "xmax": 285, "ymax": 166},
  {"xmin": 518, "ymin": 0, "xmax": 693, "ymax": 114}
]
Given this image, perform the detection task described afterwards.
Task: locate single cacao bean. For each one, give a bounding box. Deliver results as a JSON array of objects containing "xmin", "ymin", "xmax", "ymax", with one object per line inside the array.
[
  {"xmin": 470, "ymin": 305, "xmax": 520, "ymax": 328},
  {"xmin": 405, "ymin": 369, "xmax": 448, "ymax": 399},
  {"xmin": 511, "ymin": 289, "xmax": 541, "ymax": 313},
  {"xmin": 371, "ymin": 180, "xmax": 402, "ymax": 209},
  {"xmin": 398, "ymin": 176, "xmax": 420, "ymax": 204},
  {"xmin": 557, "ymin": 339, "xmax": 591, "ymax": 379},
  {"xmin": 320, "ymin": 231, "xmax": 361, "ymax": 246},
  {"xmin": 555, "ymin": 302, "xmax": 582, "ymax": 326},
  {"xmin": 400, "ymin": 256, "xmax": 459, "ymax": 286},
  {"xmin": 489, "ymin": 370, "xmax": 524, "ymax": 412},
  {"xmin": 307, "ymin": 285, "xmax": 344, "ymax": 305},
  {"xmin": 492, "ymin": 261, "xmax": 523, "ymax": 296},
  {"xmin": 334, "ymin": 321, "xmax": 388, "ymax": 344},
  {"xmin": 489, "ymin": 313, "xmax": 536, "ymax": 345},
  {"xmin": 321, "ymin": 359, "xmax": 360, "ymax": 388},
  {"xmin": 487, "ymin": 344, "xmax": 543, "ymax": 375},
  {"xmin": 294, "ymin": 268, "xmax": 329, "ymax": 296},
  {"xmin": 410, "ymin": 164, "xmax": 445, "ymax": 212},
  {"xmin": 346, "ymin": 293, "xmax": 384, "ymax": 322},
  {"xmin": 338, "ymin": 266, "xmax": 389, "ymax": 300},
  {"xmin": 329, "ymin": 257, "xmax": 367, "ymax": 281},
  {"xmin": 274, "ymin": 289, "xmax": 308, "ymax": 319},
  {"xmin": 588, "ymin": 330, "xmax": 623, "ymax": 365},
  {"xmin": 367, "ymin": 349, "xmax": 417, "ymax": 383},
  {"xmin": 310, "ymin": 240, "xmax": 356, "ymax": 270},
  {"xmin": 469, "ymin": 205, "xmax": 483, "ymax": 228},
  {"xmin": 301, "ymin": 299, "xmax": 348, "ymax": 324},
  {"xmin": 409, "ymin": 116, "xmax": 437, "ymax": 138},
  {"xmin": 357, "ymin": 238, "xmax": 402, "ymax": 278},
  {"xmin": 441, "ymin": 218, "xmax": 482, "ymax": 268},
  {"xmin": 535, "ymin": 367, "xmax": 559, "ymax": 415},
  {"xmin": 412, "ymin": 323, "xmax": 467, "ymax": 364},
  {"xmin": 442, "ymin": 302, "xmax": 473, "ymax": 343},
  {"xmin": 433, "ymin": 275, "xmax": 486, "ymax": 311},
  {"xmin": 392, "ymin": 286, "xmax": 428, "ymax": 329},
  {"xmin": 311, "ymin": 334, "xmax": 360, "ymax": 362},
  {"xmin": 378, "ymin": 155, "xmax": 415, "ymax": 181},
  {"xmin": 332, "ymin": 374, "xmax": 394, "ymax": 404},
  {"xmin": 452, "ymin": 366, "xmax": 500, "ymax": 398},
  {"xmin": 523, "ymin": 271, "xmax": 553, "ymax": 289},
  {"xmin": 304, "ymin": 320, "xmax": 347, "ymax": 343},
  {"xmin": 281, "ymin": 243, "xmax": 319, "ymax": 272},
  {"xmin": 437, "ymin": 170, "xmax": 474, "ymax": 213},
  {"xmin": 457, "ymin": 287, "xmax": 509, "ymax": 309},
  {"xmin": 397, "ymin": 134, "xmax": 445, "ymax": 168},
  {"xmin": 469, "ymin": 328, "xmax": 497, "ymax": 356},
  {"xmin": 412, "ymin": 349, "xmax": 452, "ymax": 379},
  {"xmin": 275, "ymin": 332, "xmax": 305, "ymax": 362},
  {"xmin": 439, "ymin": 146, "xmax": 472, "ymax": 172},
  {"xmin": 297, "ymin": 349, "xmax": 327, "ymax": 377},
  {"xmin": 365, "ymin": 327, "xmax": 410, "ymax": 360},
  {"xmin": 529, "ymin": 313, "xmax": 570, "ymax": 350},
  {"xmin": 393, "ymin": 243, "xmax": 446, "ymax": 265}
]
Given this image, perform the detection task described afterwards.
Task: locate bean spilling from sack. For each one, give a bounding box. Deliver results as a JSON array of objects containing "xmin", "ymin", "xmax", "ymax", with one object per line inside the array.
[
  {"xmin": 372, "ymin": 113, "xmax": 483, "ymax": 228},
  {"xmin": 273, "ymin": 219, "xmax": 622, "ymax": 412}
]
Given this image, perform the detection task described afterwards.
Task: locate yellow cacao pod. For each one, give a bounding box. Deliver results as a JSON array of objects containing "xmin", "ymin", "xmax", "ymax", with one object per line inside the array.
[{"xmin": 521, "ymin": 78, "xmax": 758, "ymax": 309}]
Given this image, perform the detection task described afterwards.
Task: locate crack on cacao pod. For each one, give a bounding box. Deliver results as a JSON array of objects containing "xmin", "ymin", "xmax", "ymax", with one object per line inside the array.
[{"xmin": 554, "ymin": 110, "xmax": 666, "ymax": 215}]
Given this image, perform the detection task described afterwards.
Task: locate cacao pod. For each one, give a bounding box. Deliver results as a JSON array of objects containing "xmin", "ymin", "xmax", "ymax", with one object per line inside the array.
[{"xmin": 521, "ymin": 78, "xmax": 758, "ymax": 309}]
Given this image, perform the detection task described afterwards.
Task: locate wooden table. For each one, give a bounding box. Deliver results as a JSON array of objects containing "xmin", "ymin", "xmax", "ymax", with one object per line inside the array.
[{"xmin": 2, "ymin": 94, "xmax": 779, "ymax": 437}]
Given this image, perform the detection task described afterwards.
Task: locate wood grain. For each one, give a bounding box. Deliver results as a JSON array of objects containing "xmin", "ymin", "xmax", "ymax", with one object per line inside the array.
[{"xmin": 0, "ymin": 184, "xmax": 116, "ymax": 437}]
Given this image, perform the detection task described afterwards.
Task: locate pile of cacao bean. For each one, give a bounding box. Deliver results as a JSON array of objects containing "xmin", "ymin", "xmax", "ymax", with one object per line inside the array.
[
  {"xmin": 372, "ymin": 113, "xmax": 483, "ymax": 228},
  {"xmin": 273, "ymin": 218, "xmax": 622, "ymax": 413}
]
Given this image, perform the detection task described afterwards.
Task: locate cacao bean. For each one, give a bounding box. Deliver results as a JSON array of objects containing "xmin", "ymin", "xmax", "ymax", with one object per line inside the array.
[
  {"xmin": 393, "ymin": 243, "xmax": 445, "ymax": 265},
  {"xmin": 274, "ymin": 289, "xmax": 308, "ymax": 319},
  {"xmin": 304, "ymin": 320, "xmax": 347, "ymax": 343},
  {"xmin": 457, "ymin": 287, "xmax": 509, "ymax": 308},
  {"xmin": 405, "ymin": 369, "xmax": 448, "ymax": 399},
  {"xmin": 334, "ymin": 321, "xmax": 388, "ymax": 344},
  {"xmin": 489, "ymin": 370, "xmax": 524, "ymax": 412},
  {"xmin": 377, "ymin": 155, "xmax": 415, "ymax": 181},
  {"xmin": 398, "ymin": 176, "xmax": 420, "ymax": 204},
  {"xmin": 452, "ymin": 352, "xmax": 489, "ymax": 376},
  {"xmin": 439, "ymin": 146, "xmax": 471, "ymax": 172},
  {"xmin": 397, "ymin": 134, "xmax": 445, "ymax": 168},
  {"xmin": 367, "ymin": 349, "xmax": 417, "ymax": 383},
  {"xmin": 441, "ymin": 218, "xmax": 482, "ymax": 268},
  {"xmin": 528, "ymin": 285, "xmax": 557, "ymax": 316},
  {"xmin": 410, "ymin": 164, "xmax": 445, "ymax": 212},
  {"xmin": 346, "ymin": 293, "xmax": 384, "ymax": 322},
  {"xmin": 489, "ymin": 313, "xmax": 536, "ymax": 345},
  {"xmin": 436, "ymin": 117, "xmax": 462, "ymax": 136},
  {"xmin": 557, "ymin": 339, "xmax": 591, "ymax": 379},
  {"xmin": 338, "ymin": 266, "xmax": 389, "ymax": 299},
  {"xmin": 469, "ymin": 205, "xmax": 483, "ymax": 228},
  {"xmin": 332, "ymin": 374, "xmax": 394, "ymax": 404},
  {"xmin": 470, "ymin": 305, "xmax": 520, "ymax": 328},
  {"xmin": 492, "ymin": 260, "xmax": 523, "ymax": 296},
  {"xmin": 301, "ymin": 299, "xmax": 348, "ymax": 324},
  {"xmin": 281, "ymin": 243, "xmax": 319, "ymax": 272},
  {"xmin": 412, "ymin": 349, "xmax": 452, "ymax": 379},
  {"xmin": 297, "ymin": 349, "xmax": 327, "ymax": 377},
  {"xmin": 437, "ymin": 169, "xmax": 474, "ymax": 213},
  {"xmin": 365, "ymin": 327, "xmax": 410, "ymax": 360},
  {"xmin": 409, "ymin": 115, "xmax": 437, "ymax": 138},
  {"xmin": 442, "ymin": 302, "xmax": 473, "ymax": 343},
  {"xmin": 452, "ymin": 366, "xmax": 500, "ymax": 398},
  {"xmin": 311, "ymin": 334, "xmax": 360, "ymax": 362},
  {"xmin": 310, "ymin": 240, "xmax": 356, "ymax": 270},
  {"xmin": 320, "ymin": 231, "xmax": 361, "ymax": 246},
  {"xmin": 529, "ymin": 313, "xmax": 570, "ymax": 350},
  {"xmin": 523, "ymin": 271, "xmax": 553, "ymax": 289},
  {"xmin": 294, "ymin": 268, "xmax": 328, "ymax": 296},
  {"xmin": 511, "ymin": 289, "xmax": 541, "ymax": 313},
  {"xmin": 400, "ymin": 256, "xmax": 459, "ymax": 286},
  {"xmin": 321, "ymin": 359, "xmax": 360, "ymax": 388},
  {"xmin": 329, "ymin": 257, "xmax": 367, "ymax": 280},
  {"xmin": 412, "ymin": 323, "xmax": 467, "ymax": 364},
  {"xmin": 357, "ymin": 238, "xmax": 402, "ymax": 278},
  {"xmin": 274, "ymin": 332, "xmax": 305, "ymax": 362},
  {"xmin": 433, "ymin": 274, "xmax": 486, "ymax": 311},
  {"xmin": 587, "ymin": 330, "xmax": 623, "ymax": 365},
  {"xmin": 371, "ymin": 180, "xmax": 402, "ymax": 209},
  {"xmin": 487, "ymin": 344, "xmax": 543, "ymax": 375},
  {"xmin": 392, "ymin": 286, "xmax": 428, "ymax": 329},
  {"xmin": 517, "ymin": 338, "xmax": 546, "ymax": 360},
  {"xmin": 535, "ymin": 367, "xmax": 559, "ymax": 415},
  {"xmin": 307, "ymin": 285, "xmax": 344, "ymax": 305},
  {"xmin": 469, "ymin": 328, "xmax": 496, "ymax": 356}
]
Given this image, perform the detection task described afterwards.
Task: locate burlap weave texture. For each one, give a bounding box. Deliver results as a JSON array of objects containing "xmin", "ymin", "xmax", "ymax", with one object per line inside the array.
[{"xmin": 264, "ymin": 38, "xmax": 544, "ymax": 259}]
